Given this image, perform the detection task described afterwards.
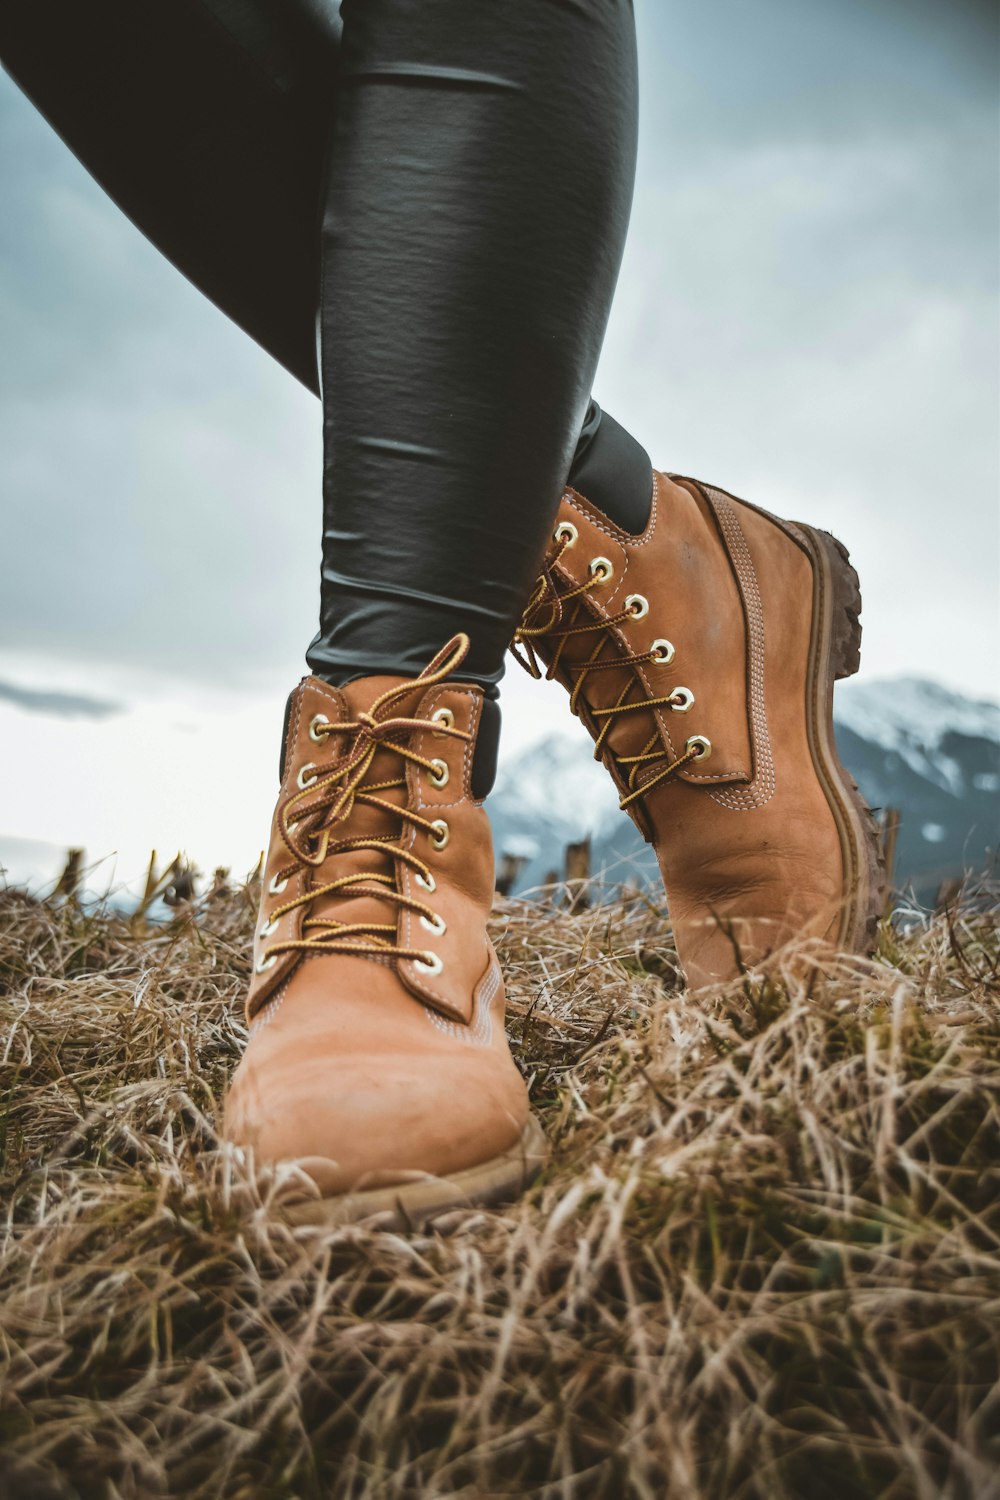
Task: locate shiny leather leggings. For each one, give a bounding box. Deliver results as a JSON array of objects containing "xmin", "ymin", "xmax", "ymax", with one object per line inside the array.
[{"xmin": 1, "ymin": 0, "xmax": 648, "ymax": 691}]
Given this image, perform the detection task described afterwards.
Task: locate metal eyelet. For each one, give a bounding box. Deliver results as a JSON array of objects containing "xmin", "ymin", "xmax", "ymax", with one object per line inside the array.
[
  {"xmin": 308, "ymin": 713, "xmax": 331, "ymax": 742},
  {"xmin": 669, "ymin": 687, "xmax": 695, "ymax": 713},
  {"xmin": 431, "ymin": 707, "xmax": 455, "ymax": 737},
  {"xmin": 268, "ymin": 873, "xmax": 289, "ymax": 895},
  {"xmin": 554, "ymin": 521, "xmax": 578, "ymax": 547},
  {"xmin": 415, "ymin": 951, "xmax": 443, "ymax": 975},
  {"xmin": 428, "ymin": 758, "xmax": 449, "ymax": 789},
  {"xmin": 420, "ymin": 911, "xmax": 447, "ymax": 936},
  {"xmin": 686, "ymin": 735, "xmax": 712, "ymax": 761},
  {"xmin": 297, "ymin": 763, "xmax": 318, "ymax": 789},
  {"xmin": 255, "ymin": 953, "xmax": 277, "ymax": 974},
  {"xmin": 429, "ymin": 819, "xmax": 450, "ymax": 851},
  {"xmin": 589, "ymin": 556, "xmax": 614, "ymax": 583},
  {"xmin": 649, "ymin": 639, "xmax": 675, "ymax": 666},
  {"xmin": 415, "ymin": 870, "xmax": 436, "ymax": 893},
  {"xmin": 625, "ymin": 593, "xmax": 649, "ymax": 619},
  {"xmin": 260, "ymin": 915, "xmax": 279, "ymax": 938}
]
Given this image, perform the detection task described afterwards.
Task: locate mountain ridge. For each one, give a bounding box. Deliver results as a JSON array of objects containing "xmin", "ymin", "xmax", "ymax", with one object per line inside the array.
[{"xmin": 487, "ymin": 675, "xmax": 1000, "ymax": 899}]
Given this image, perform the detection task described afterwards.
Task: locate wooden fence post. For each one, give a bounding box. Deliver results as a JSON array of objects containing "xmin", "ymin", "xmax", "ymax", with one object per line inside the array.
[
  {"xmin": 163, "ymin": 863, "xmax": 198, "ymax": 907},
  {"xmin": 495, "ymin": 852, "xmax": 529, "ymax": 898},
  {"xmin": 565, "ymin": 836, "xmax": 592, "ymax": 910},
  {"xmin": 55, "ymin": 848, "xmax": 84, "ymax": 901}
]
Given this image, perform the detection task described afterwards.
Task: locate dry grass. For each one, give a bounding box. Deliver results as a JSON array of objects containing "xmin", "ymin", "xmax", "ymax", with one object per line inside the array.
[{"xmin": 1, "ymin": 875, "xmax": 998, "ymax": 1500}]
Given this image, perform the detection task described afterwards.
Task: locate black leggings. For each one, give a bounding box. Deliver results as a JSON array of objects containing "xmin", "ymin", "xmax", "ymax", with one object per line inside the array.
[{"xmin": 0, "ymin": 0, "xmax": 652, "ymax": 692}]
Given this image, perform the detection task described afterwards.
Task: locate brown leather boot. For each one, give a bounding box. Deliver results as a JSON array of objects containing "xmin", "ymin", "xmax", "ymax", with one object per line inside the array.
[
  {"xmin": 223, "ymin": 635, "xmax": 544, "ymax": 1225},
  {"xmin": 513, "ymin": 471, "xmax": 886, "ymax": 989}
]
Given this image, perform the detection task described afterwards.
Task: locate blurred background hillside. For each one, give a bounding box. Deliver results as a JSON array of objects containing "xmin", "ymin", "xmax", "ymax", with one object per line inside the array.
[{"xmin": 487, "ymin": 677, "xmax": 999, "ymax": 903}]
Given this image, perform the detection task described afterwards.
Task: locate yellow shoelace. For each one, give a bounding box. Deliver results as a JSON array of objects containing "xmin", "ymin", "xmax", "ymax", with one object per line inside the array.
[
  {"xmin": 512, "ymin": 535, "xmax": 709, "ymax": 808},
  {"xmin": 258, "ymin": 634, "xmax": 471, "ymax": 970}
]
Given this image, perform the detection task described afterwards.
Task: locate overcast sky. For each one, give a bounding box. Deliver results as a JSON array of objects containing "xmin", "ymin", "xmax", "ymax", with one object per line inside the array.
[{"xmin": 1, "ymin": 0, "xmax": 997, "ymax": 884}]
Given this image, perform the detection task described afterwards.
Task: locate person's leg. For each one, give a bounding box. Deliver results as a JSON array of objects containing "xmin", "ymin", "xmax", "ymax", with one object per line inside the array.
[
  {"xmin": 0, "ymin": 0, "xmax": 339, "ymax": 391},
  {"xmin": 308, "ymin": 0, "xmax": 641, "ymax": 695},
  {"xmin": 1, "ymin": 0, "xmax": 653, "ymax": 652},
  {"xmin": 225, "ymin": 1, "xmax": 646, "ymax": 1223}
]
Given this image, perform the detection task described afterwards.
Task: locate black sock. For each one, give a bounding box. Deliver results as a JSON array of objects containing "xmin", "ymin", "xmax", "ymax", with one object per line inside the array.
[{"xmin": 566, "ymin": 400, "xmax": 654, "ymax": 535}]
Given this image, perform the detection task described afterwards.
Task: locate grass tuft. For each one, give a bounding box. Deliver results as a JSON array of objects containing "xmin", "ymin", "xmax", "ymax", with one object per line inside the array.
[{"xmin": 1, "ymin": 878, "xmax": 998, "ymax": 1498}]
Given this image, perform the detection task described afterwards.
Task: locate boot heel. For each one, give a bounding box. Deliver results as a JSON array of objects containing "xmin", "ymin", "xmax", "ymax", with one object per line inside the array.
[
  {"xmin": 803, "ymin": 526, "xmax": 863, "ymax": 681},
  {"xmin": 798, "ymin": 519, "xmax": 887, "ymax": 951}
]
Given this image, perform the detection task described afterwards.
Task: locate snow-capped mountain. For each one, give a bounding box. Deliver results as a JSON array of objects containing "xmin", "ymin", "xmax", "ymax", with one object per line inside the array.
[{"xmin": 487, "ymin": 677, "xmax": 1000, "ymax": 900}]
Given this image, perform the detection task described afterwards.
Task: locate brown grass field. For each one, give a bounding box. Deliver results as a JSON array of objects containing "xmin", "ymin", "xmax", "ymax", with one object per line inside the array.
[{"xmin": 1, "ymin": 872, "xmax": 998, "ymax": 1499}]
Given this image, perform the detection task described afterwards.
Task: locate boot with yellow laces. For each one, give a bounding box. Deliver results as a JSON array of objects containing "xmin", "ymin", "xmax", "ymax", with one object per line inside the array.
[
  {"xmin": 513, "ymin": 470, "xmax": 886, "ymax": 989},
  {"xmin": 224, "ymin": 635, "xmax": 545, "ymax": 1225}
]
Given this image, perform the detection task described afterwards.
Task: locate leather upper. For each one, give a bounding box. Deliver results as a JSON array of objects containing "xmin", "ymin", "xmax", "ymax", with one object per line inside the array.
[
  {"xmin": 247, "ymin": 673, "xmax": 495, "ymax": 1026},
  {"xmin": 518, "ymin": 471, "xmax": 849, "ymax": 988},
  {"xmin": 226, "ymin": 661, "xmax": 532, "ymax": 1193},
  {"xmin": 548, "ymin": 474, "xmax": 757, "ymax": 792}
]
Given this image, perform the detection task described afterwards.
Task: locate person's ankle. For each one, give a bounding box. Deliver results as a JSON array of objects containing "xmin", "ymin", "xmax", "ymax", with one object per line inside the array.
[
  {"xmin": 566, "ymin": 400, "xmax": 653, "ymax": 535},
  {"xmin": 292, "ymin": 661, "xmax": 502, "ymax": 799}
]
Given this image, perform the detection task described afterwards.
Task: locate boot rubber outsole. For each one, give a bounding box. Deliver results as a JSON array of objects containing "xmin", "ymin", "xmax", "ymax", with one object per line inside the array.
[
  {"xmin": 797, "ymin": 523, "xmax": 887, "ymax": 955},
  {"xmin": 277, "ymin": 1115, "xmax": 547, "ymax": 1231}
]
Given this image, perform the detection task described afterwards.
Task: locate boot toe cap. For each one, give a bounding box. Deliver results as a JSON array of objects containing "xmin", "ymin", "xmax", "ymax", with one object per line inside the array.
[{"xmin": 223, "ymin": 1027, "xmax": 529, "ymax": 1196}]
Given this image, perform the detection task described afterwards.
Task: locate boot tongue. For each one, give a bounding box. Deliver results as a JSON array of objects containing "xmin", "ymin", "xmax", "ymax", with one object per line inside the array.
[
  {"xmin": 296, "ymin": 674, "xmax": 430, "ymax": 953},
  {"xmin": 338, "ymin": 675, "xmax": 419, "ymax": 714}
]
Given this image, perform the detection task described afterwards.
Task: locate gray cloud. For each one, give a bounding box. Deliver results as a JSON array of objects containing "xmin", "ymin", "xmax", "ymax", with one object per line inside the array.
[
  {"xmin": 0, "ymin": 680, "xmax": 122, "ymax": 718},
  {"xmin": 0, "ymin": 0, "xmax": 996, "ymax": 698},
  {"xmin": 641, "ymin": 0, "xmax": 998, "ymax": 150}
]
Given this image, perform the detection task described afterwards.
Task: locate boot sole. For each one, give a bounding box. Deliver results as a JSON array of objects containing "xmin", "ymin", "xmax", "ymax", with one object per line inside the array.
[
  {"xmin": 277, "ymin": 1116, "xmax": 548, "ymax": 1231},
  {"xmin": 797, "ymin": 523, "xmax": 888, "ymax": 954}
]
